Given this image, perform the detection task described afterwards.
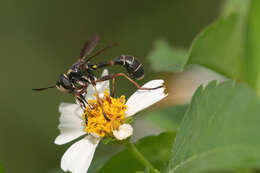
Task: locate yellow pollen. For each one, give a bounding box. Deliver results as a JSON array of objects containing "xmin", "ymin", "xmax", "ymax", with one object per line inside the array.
[{"xmin": 82, "ymin": 89, "xmax": 127, "ymax": 137}]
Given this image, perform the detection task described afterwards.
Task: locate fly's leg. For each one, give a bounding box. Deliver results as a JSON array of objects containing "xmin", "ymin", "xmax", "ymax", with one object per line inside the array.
[
  {"xmin": 111, "ymin": 78, "xmax": 115, "ymax": 97},
  {"xmin": 92, "ymin": 84, "xmax": 110, "ymax": 121},
  {"xmin": 73, "ymin": 93, "xmax": 87, "ymax": 110},
  {"xmin": 96, "ymin": 73, "xmax": 163, "ymax": 90}
]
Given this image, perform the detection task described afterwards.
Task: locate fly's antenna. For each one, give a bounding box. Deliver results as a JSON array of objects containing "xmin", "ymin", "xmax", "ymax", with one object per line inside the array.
[{"xmin": 32, "ymin": 85, "xmax": 56, "ymax": 91}]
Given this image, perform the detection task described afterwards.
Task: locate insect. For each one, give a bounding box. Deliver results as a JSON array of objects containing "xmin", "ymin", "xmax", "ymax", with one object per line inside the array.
[{"xmin": 33, "ymin": 35, "xmax": 162, "ymax": 121}]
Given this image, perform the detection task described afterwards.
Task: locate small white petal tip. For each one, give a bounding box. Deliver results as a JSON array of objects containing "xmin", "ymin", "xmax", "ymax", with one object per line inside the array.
[
  {"xmin": 101, "ymin": 69, "xmax": 108, "ymax": 76},
  {"xmin": 113, "ymin": 124, "xmax": 133, "ymax": 140}
]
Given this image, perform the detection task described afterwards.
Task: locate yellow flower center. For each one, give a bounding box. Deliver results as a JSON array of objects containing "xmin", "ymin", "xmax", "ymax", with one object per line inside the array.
[{"xmin": 82, "ymin": 89, "xmax": 127, "ymax": 137}]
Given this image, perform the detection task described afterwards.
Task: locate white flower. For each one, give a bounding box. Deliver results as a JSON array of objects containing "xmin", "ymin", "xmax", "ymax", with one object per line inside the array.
[{"xmin": 54, "ymin": 69, "xmax": 167, "ymax": 173}]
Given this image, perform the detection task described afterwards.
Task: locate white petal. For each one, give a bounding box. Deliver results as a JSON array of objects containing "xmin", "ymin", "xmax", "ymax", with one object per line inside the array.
[
  {"xmin": 125, "ymin": 80, "xmax": 167, "ymax": 117},
  {"xmin": 59, "ymin": 102, "xmax": 83, "ymax": 118},
  {"xmin": 84, "ymin": 84, "xmax": 96, "ymax": 101},
  {"xmin": 113, "ymin": 124, "xmax": 133, "ymax": 140},
  {"xmin": 101, "ymin": 69, "xmax": 109, "ymax": 77},
  {"xmin": 55, "ymin": 103, "xmax": 85, "ymax": 145},
  {"xmin": 61, "ymin": 135, "xmax": 100, "ymax": 173},
  {"xmin": 84, "ymin": 69, "xmax": 109, "ymax": 100},
  {"xmin": 96, "ymin": 69, "xmax": 110, "ymax": 98}
]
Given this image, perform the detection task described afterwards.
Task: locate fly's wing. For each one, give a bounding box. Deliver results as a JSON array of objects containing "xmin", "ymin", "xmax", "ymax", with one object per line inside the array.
[{"xmin": 79, "ymin": 34, "xmax": 100, "ymax": 61}]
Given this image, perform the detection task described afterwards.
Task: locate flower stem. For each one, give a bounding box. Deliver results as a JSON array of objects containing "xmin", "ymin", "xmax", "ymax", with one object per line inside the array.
[{"xmin": 127, "ymin": 142, "xmax": 159, "ymax": 173}]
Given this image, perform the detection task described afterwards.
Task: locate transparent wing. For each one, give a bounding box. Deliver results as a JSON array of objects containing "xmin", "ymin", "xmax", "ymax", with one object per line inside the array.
[{"xmin": 79, "ymin": 34, "xmax": 100, "ymax": 61}]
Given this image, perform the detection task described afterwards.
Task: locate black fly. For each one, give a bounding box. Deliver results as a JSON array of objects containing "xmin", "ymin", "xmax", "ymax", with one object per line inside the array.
[{"xmin": 33, "ymin": 35, "xmax": 162, "ymax": 121}]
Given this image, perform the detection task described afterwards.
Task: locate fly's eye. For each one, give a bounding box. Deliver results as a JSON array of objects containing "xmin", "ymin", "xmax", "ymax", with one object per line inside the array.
[{"xmin": 57, "ymin": 74, "xmax": 72, "ymax": 90}]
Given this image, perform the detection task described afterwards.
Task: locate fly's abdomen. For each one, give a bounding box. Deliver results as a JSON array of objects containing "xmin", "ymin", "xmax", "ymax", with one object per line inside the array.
[{"xmin": 113, "ymin": 55, "xmax": 144, "ymax": 80}]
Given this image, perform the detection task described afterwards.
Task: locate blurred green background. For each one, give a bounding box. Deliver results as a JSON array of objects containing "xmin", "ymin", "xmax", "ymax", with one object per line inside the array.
[{"xmin": 0, "ymin": 0, "xmax": 222, "ymax": 172}]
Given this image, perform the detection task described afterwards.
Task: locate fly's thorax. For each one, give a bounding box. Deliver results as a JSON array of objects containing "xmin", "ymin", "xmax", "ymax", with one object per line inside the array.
[
  {"xmin": 69, "ymin": 61, "xmax": 84, "ymax": 73},
  {"xmin": 69, "ymin": 61, "xmax": 95, "ymax": 78}
]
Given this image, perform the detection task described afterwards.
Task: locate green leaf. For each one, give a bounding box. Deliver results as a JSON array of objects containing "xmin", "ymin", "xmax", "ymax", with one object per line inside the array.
[
  {"xmin": 144, "ymin": 105, "xmax": 188, "ymax": 131},
  {"xmin": 168, "ymin": 81, "xmax": 260, "ymax": 173},
  {"xmin": 246, "ymin": 0, "xmax": 260, "ymax": 95},
  {"xmin": 144, "ymin": 167, "xmax": 151, "ymax": 173},
  {"xmin": 221, "ymin": 0, "xmax": 250, "ymax": 18},
  {"xmin": 187, "ymin": 0, "xmax": 250, "ymax": 81},
  {"xmin": 188, "ymin": 13, "xmax": 246, "ymax": 81},
  {"xmin": 147, "ymin": 39, "xmax": 188, "ymax": 72},
  {"xmin": 148, "ymin": 1, "xmax": 255, "ymax": 86},
  {"xmin": 98, "ymin": 131, "xmax": 176, "ymax": 173}
]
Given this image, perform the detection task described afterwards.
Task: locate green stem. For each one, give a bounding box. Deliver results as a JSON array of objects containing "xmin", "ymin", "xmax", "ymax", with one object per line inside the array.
[{"xmin": 127, "ymin": 142, "xmax": 159, "ymax": 173}]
